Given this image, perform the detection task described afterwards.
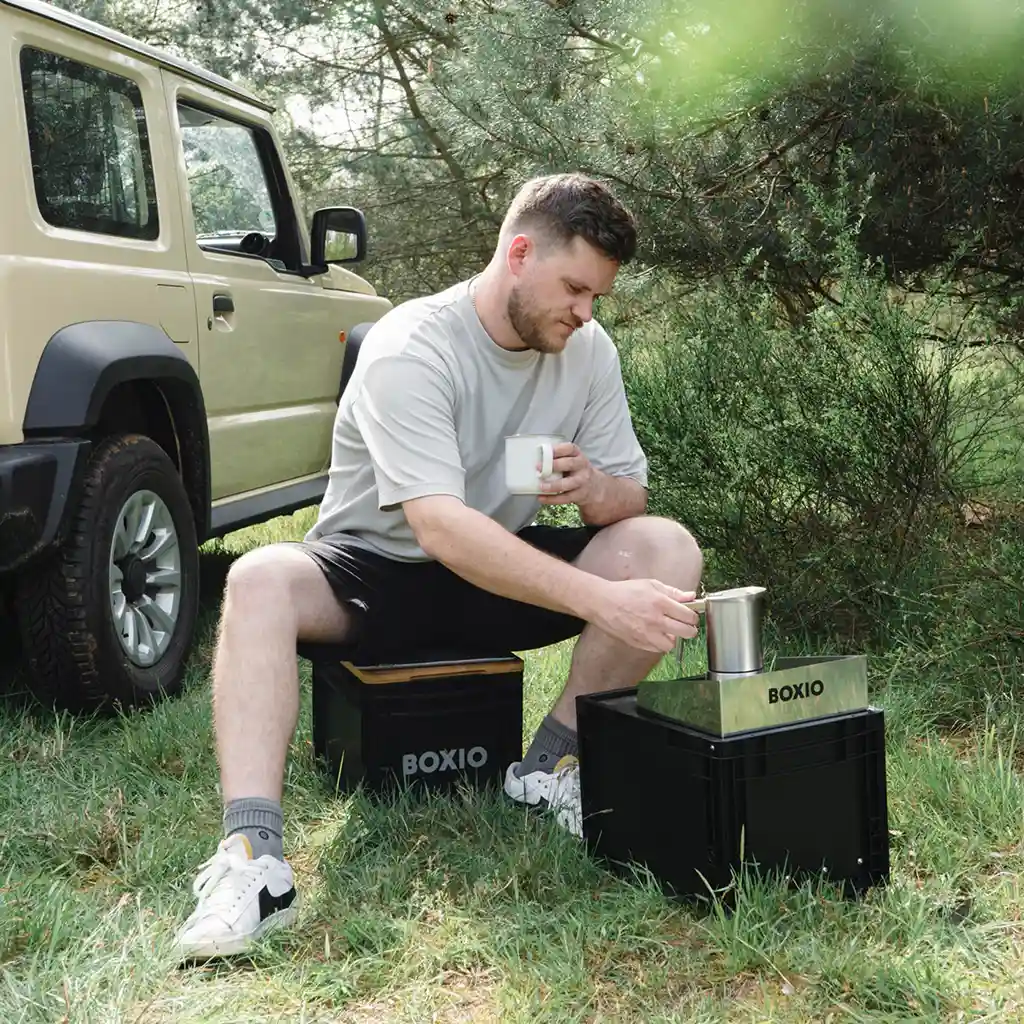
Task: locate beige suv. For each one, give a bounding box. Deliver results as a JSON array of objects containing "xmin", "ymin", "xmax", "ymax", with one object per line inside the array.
[{"xmin": 0, "ymin": 0, "xmax": 391, "ymax": 710}]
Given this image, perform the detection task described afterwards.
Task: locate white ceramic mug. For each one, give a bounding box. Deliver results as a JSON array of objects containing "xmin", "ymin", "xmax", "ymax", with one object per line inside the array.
[{"xmin": 505, "ymin": 434, "xmax": 564, "ymax": 494}]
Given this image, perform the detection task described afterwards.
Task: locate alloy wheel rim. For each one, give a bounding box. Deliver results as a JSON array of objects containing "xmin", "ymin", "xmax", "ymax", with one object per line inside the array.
[{"xmin": 108, "ymin": 489, "xmax": 182, "ymax": 667}]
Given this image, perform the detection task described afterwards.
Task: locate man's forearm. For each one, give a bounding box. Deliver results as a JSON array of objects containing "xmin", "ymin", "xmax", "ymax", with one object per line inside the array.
[
  {"xmin": 577, "ymin": 473, "xmax": 648, "ymax": 526},
  {"xmin": 407, "ymin": 497, "xmax": 607, "ymax": 620}
]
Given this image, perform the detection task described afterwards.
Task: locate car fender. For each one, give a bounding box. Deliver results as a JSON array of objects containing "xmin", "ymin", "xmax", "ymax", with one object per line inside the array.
[{"xmin": 22, "ymin": 321, "xmax": 211, "ymax": 538}]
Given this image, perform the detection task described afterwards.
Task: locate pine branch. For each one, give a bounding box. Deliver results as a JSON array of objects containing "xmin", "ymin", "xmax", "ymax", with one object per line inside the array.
[{"xmin": 371, "ymin": 0, "xmax": 477, "ymax": 223}]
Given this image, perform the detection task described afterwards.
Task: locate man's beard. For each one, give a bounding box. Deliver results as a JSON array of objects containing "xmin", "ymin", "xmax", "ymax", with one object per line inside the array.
[{"xmin": 507, "ymin": 286, "xmax": 562, "ymax": 353}]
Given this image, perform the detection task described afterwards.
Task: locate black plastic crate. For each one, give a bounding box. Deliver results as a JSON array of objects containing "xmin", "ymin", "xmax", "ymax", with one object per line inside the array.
[
  {"xmin": 577, "ymin": 687, "xmax": 889, "ymax": 900},
  {"xmin": 310, "ymin": 649, "xmax": 523, "ymax": 794}
]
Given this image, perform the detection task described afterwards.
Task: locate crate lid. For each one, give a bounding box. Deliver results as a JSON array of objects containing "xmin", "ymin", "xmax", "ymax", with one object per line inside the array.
[{"xmin": 342, "ymin": 649, "xmax": 523, "ymax": 684}]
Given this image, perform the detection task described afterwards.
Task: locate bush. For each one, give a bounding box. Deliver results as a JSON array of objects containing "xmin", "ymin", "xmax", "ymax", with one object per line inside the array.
[
  {"xmin": 883, "ymin": 518, "xmax": 1024, "ymax": 725},
  {"xmin": 621, "ymin": 184, "xmax": 1022, "ymax": 647}
]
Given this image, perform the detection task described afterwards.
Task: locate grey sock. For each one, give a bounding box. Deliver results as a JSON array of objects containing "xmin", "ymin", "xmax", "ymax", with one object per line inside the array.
[
  {"xmin": 516, "ymin": 714, "xmax": 578, "ymax": 777},
  {"xmin": 223, "ymin": 797, "xmax": 284, "ymax": 861}
]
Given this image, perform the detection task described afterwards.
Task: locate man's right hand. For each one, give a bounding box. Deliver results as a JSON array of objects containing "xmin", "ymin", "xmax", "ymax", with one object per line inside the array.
[{"xmin": 588, "ymin": 579, "xmax": 700, "ymax": 654}]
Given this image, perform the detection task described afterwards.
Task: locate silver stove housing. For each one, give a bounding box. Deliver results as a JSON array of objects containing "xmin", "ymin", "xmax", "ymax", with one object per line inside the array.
[{"xmin": 636, "ymin": 655, "xmax": 869, "ymax": 737}]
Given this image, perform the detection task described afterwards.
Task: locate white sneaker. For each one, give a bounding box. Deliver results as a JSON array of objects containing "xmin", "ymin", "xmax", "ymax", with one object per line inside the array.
[
  {"xmin": 503, "ymin": 754, "xmax": 582, "ymax": 837},
  {"xmin": 173, "ymin": 833, "xmax": 299, "ymax": 961}
]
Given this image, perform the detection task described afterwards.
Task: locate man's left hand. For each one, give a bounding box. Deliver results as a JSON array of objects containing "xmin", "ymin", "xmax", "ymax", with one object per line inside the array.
[{"xmin": 538, "ymin": 443, "xmax": 602, "ymax": 507}]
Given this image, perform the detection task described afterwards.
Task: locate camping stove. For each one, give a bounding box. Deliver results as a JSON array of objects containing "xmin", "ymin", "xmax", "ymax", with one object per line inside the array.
[
  {"xmin": 578, "ymin": 585, "xmax": 890, "ymax": 901},
  {"xmin": 636, "ymin": 586, "xmax": 868, "ymax": 736},
  {"xmin": 636, "ymin": 653, "xmax": 869, "ymax": 736}
]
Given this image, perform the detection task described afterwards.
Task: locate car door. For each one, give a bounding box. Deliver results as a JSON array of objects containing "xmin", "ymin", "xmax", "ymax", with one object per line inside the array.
[{"xmin": 163, "ymin": 73, "xmax": 348, "ymax": 502}]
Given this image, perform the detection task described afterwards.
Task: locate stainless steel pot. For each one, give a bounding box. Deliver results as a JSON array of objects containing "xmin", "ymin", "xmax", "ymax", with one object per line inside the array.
[{"xmin": 683, "ymin": 585, "xmax": 766, "ymax": 676}]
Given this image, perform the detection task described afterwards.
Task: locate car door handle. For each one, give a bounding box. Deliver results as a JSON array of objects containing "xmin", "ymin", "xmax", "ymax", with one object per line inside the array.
[{"xmin": 213, "ymin": 293, "xmax": 234, "ymax": 314}]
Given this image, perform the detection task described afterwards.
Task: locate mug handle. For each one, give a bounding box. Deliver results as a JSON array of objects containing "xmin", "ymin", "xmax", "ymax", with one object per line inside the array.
[{"xmin": 538, "ymin": 442, "xmax": 554, "ymax": 478}]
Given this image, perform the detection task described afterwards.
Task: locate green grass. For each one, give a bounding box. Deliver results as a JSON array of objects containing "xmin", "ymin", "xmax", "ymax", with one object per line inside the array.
[{"xmin": 2, "ymin": 512, "xmax": 1024, "ymax": 1022}]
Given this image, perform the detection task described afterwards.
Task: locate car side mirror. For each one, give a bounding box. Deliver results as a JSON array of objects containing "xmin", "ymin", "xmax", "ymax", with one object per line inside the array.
[{"xmin": 310, "ymin": 206, "xmax": 367, "ymax": 269}]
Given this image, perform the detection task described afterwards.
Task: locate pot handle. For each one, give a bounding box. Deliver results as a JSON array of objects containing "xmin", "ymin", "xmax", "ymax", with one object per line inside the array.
[{"xmin": 682, "ymin": 599, "xmax": 706, "ymax": 614}]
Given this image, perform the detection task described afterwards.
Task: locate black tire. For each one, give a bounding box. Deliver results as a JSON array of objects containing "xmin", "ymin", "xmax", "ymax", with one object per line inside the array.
[{"xmin": 16, "ymin": 433, "xmax": 200, "ymax": 712}]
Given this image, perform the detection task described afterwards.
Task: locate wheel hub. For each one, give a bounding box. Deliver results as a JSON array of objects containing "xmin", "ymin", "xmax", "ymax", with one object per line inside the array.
[
  {"xmin": 108, "ymin": 489, "xmax": 182, "ymax": 668},
  {"xmin": 119, "ymin": 555, "xmax": 147, "ymax": 603}
]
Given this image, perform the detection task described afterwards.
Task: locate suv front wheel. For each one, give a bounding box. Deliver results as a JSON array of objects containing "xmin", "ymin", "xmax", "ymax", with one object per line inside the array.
[{"xmin": 17, "ymin": 433, "xmax": 200, "ymax": 711}]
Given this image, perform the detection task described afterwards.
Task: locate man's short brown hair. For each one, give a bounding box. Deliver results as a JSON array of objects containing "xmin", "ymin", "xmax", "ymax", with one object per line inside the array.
[{"xmin": 502, "ymin": 172, "xmax": 637, "ymax": 265}]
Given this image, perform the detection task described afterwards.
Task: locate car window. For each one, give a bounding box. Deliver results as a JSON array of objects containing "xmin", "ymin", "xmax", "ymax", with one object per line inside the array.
[
  {"xmin": 20, "ymin": 47, "xmax": 159, "ymax": 240},
  {"xmin": 177, "ymin": 103, "xmax": 277, "ymax": 243}
]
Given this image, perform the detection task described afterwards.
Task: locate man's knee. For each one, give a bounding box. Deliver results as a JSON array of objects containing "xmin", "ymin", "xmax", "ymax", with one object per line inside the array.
[
  {"xmin": 611, "ymin": 515, "xmax": 703, "ymax": 583},
  {"xmin": 221, "ymin": 544, "xmax": 355, "ymax": 643},
  {"xmin": 223, "ymin": 544, "xmax": 316, "ymax": 610}
]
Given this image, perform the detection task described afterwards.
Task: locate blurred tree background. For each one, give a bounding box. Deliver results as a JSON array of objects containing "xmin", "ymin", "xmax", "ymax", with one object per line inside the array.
[{"xmin": 61, "ymin": 0, "xmax": 1023, "ymax": 720}]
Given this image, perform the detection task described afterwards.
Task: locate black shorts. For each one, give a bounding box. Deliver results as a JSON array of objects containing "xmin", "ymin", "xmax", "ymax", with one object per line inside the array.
[{"xmin": 292, "ymin": 524, "xmax": 601, "ymax": 660}]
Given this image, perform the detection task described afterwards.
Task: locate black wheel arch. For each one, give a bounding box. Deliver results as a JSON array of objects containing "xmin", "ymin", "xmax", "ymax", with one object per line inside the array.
[{"xmin": 22, "ymin": 321, "xmax": 212, "ymax": 541}]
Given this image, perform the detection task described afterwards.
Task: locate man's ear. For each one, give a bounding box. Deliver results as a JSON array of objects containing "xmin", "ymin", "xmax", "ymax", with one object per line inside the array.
[{"xmin": 506, "ymin": 233, "xmax": 532, "ymax": 277}]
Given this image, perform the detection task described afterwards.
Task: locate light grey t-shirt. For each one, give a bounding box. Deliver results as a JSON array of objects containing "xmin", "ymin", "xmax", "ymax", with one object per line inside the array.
[{"xmin": 305, "ymin": 277, "xmax": 648, "ymax": 561}]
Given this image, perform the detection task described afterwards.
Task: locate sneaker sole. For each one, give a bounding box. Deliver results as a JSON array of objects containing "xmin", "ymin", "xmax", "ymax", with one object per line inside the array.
[{"xmin": 176, "ymin": 901, "xmax": 300, "ymax": 961}]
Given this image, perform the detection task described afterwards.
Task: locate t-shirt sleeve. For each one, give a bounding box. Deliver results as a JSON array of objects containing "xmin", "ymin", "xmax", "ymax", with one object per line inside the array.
[
  {"xmin": 351, "ymin": 353, "xmax": 466, "ymax": 510},
  {"xmin": 573, "ymin": 325, "xmax": 649, "ymax": 488}
]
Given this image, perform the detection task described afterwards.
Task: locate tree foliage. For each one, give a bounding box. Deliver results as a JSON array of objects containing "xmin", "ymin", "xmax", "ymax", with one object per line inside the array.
[{"xmin": 56, "ymin": 0, "xmax": 1024, "ymax": 325}]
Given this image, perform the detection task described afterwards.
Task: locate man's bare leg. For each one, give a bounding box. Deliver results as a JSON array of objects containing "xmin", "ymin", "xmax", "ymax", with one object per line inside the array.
[
  {"xmin": 506, "ymin": 516, "xmax": 702, "ymax": 834},
  {"xmin": 212, "ymin": 545, "xmax": 357, "ymax": 804},
  {"xmin": 176, "ymin": 544, "xmax": 358, "ymax": 960},
  {"xmin": 552, "ymin": 515, "xmax": 703, "ymax": 729}
]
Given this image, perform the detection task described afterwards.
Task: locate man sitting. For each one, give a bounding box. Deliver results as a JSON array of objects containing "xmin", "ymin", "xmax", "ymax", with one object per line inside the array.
[{"xmin": 174, "ymin": 172, "xmax": 703, "ymax": 960}]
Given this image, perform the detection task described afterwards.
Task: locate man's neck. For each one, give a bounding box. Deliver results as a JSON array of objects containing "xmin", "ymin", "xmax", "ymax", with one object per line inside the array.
[{"xmin": 470, "ymin": 270, "xmax": 528, "ymax": 352}]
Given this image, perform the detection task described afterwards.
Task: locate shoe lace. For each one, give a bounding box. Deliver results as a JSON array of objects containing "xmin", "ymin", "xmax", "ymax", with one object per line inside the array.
[{"xmin": 191, "ymin": 847, "xmax": 264, "ymax": 918}]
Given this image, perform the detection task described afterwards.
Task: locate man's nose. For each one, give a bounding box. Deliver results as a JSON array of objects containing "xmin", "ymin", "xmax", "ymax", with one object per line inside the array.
[{"xmin": 571, "ymin": 297, "xmax": 593, "ymax": 324}]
